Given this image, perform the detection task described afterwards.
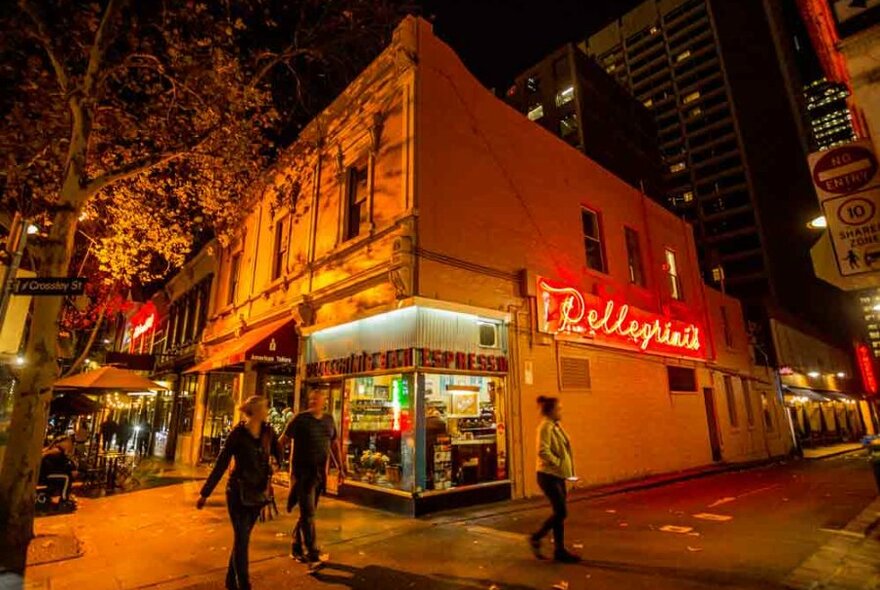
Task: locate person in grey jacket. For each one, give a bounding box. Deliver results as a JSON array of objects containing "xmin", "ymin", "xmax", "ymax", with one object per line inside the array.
[{"xmin": 529, "ymin": 396, "xmax": 580, "ymax": 563}]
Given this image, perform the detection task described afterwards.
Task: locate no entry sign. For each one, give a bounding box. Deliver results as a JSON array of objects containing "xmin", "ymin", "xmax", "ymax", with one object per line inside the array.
[{"xmin": 809, "ymin": 139, "xmax": 880, "ymax": 277}]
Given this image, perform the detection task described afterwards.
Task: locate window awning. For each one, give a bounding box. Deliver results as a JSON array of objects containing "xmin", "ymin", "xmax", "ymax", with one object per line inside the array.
[
  {"xmin": 783, "ymin": 385, "xmax": 863, "ymax": 403},
  {"xmin": 185, "ymin": 316, "xmax": 297, "ymax": 374}
]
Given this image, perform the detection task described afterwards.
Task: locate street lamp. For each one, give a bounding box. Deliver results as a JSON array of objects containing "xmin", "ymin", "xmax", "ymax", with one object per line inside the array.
[
  {"xmin": 807, "ymin": 371, "xmax": 821, "ymax": 378},
  {"xmin": 836, "ymin": 372, "xmax": 846, "ymax": 378},
  {"xmin": 15, "ymin": 355, "xmax": 25, "ymax": 366},
  {"xmin": 807, "ymin": 215, "xmax": 827, "ymax": 229},
  {"xmin": 26, "ymin": 224, "xmax": 39, "ymax": 235}
]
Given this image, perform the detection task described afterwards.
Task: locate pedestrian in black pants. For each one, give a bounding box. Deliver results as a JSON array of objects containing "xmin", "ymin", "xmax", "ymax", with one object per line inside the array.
[
  {"xmin": 529, "ymin": 396, "xmax": 580, "ymax": 563},
  {"xmin": 281, "ymin": 389, "xmax": 345, "ymax": 571},
  {"xmin": 197, "ymin": 396, "xmax": 282, "ymax": 590}
]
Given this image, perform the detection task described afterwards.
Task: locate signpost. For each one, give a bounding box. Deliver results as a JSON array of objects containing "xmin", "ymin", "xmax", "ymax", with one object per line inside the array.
[
  {"xmin": 11, "ymin": 277, "xmax": 87, "ymax": 296},
  {"xmin": 809, "ymin": 139, "xmax": 880, "ymax": 278}
]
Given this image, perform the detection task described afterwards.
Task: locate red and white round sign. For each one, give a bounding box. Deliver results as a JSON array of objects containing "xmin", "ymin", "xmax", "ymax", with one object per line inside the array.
[{"xmin": 813, "ymin": 144, "xmax": 878, "ymax": 195}]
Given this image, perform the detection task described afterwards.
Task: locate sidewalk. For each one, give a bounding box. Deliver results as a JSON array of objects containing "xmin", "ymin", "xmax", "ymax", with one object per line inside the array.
[
  {"xmin": 25, "ymin": 481, "xmax": 423, "ymax": 590},
  {"xmin": 784, "ymin": 496, "xmax": 880, "ymax": 590},
  {"xmin": 803, "ymin": 444, "xmax": 866, "ymax": 461}
]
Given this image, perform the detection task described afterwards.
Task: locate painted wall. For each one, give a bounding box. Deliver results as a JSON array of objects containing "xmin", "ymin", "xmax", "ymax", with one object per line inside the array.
[{"xmin": 410, "ymin": 18, "xmax": 784, "ymax": 497}]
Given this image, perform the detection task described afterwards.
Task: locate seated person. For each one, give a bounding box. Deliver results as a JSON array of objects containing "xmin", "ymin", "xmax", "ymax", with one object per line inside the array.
[{"xmin": 40, "ymin": 437, "xmax": 78, "ymax": 507}]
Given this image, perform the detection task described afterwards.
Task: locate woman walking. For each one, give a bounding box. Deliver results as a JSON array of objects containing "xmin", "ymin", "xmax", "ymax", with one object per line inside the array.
[
  {"xmin": 529, "ymin": 396, "xmax": 580, "ymax": 563},
  {"xmin": 197, "ymin": 396, "xmax": 282, "ymax": 590}
]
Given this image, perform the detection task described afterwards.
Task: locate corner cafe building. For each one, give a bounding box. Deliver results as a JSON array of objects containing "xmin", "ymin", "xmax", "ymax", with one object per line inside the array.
[{"xmin": 298, "ymin": 273, "xmax": 783, "ymax": 514}]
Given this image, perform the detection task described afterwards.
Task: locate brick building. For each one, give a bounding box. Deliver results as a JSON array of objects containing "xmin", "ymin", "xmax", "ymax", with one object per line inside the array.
[{"xmin": 190, "ymin": 17, "xmax": 792, "ymax": 514}]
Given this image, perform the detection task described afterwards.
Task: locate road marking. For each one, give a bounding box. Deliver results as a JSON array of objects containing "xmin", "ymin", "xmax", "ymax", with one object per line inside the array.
[
  {"xmin": 735, "ymin": 484, "xmax": 780, "ymax": 499},
  {"xmin": 465, "ymin": 525, "xmax": 528, "ymax": 542},
  {"xmin": 659, "ymin": 525, "xmax": 693, "ymax": 534},
  {"xmin": 818, "ymin": 527, "xmax": 866, "ymax": 539},
  {"xmin": 708, "ymin": 497, "xmax": 736, "ymax": 508},
  {"xmin": 693, "ymin": 513, "xmax": 733, "ymax": 522}
]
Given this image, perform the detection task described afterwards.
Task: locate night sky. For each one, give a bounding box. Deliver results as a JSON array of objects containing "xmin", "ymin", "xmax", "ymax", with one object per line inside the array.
[{"xmin": 420, "ymin": 0, "xmax": 645, "ymax": 89}]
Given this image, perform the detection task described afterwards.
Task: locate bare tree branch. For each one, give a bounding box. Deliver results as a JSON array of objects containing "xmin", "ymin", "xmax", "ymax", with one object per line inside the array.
[
  {"xmin": 84, "ymin": 127, "xmax": 217, "ymax": 197},
  {"xmin": 19, "ymin": 0, "xmax": 69, "ymax": 94},
  {"xmin": 248, "ymin": 46, "xmax": 323, "ymax": 89},
  {"xmin": 83, "ymin": 0, "xmax": 126, "ymax": 99}
]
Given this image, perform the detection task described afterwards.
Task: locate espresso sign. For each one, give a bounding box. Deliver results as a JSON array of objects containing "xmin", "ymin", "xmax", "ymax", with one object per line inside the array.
[{"xmin": 12, "ymin": 277, "xmax": 87, "ymax": 296}]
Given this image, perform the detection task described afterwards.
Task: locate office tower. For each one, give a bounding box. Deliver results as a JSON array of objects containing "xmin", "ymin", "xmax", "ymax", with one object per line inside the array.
[{"xmin": 804, "ymin": 78, "xmax": 856, "ymax": 151}]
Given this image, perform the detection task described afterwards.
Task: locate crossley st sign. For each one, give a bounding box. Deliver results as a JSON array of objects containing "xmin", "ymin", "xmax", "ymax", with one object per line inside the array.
[{"xmin": 12, "ymin": 277, "xmax": 87, "ymax": 296}]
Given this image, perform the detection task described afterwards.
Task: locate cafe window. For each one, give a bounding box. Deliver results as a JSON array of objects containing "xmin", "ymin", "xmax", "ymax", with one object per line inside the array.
[
  {"xmin": 341, "ymin": 374, "xmax": 415, "ymax": 491},
  {"xmin": 344, "ymin": 164, "xmax": 369, "ymax": 241},
  {"xmin": 761, "ymin": 392, "xmax": 774, "ymax": 431},
  {"xmin": 176, "ymin": 374, "xmax": 199, "ymax": 434},
  {"xmin": 665, "ymin": 248, "xmax": 683, "ymax": 300},
  {"xmin": 582, "ymin": 207, "xmax": 606, "ymax": 273},
  {"xmin": 423, "ymin": 374, "xmax": 507, "ymax": 491},
  {"xmin": 272, "ymin": 216, "xmax": 290, "ymax": 280},
  {"xmin": 743, "ymin": 379, "xmax": 755, "ymax": 427},
  {"xmin": 201, "ymin": 373, "xmax": 237, "ymax": 462},
  {"xmin": 720, "ymin": 305, "xmax": 734, "ymax": 348},
  {"xmin": 527, "ymin": 103, "xmax": 545, "ymax": 121},
  {"xmin": 625, "ymin": 227, "xmax": 646, "ymax": 286},
  {"xmin": 667, "ymin": 366, "xmax": 697, "ymax": 392},
  {"xmin": 227, "ymin": 253, "xmax": 241, "ymax": 306},
  {"xmin": 724, "ymin": 375, "xmax": 738, "ymax": 427}
]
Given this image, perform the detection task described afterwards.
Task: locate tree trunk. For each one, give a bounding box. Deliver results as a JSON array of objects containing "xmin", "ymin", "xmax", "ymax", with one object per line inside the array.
[{"xmin": 0, "ymin": 206, "xmax": 80, "ymax": 574}]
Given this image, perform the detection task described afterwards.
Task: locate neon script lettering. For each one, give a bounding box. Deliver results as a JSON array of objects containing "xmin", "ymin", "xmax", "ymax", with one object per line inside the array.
[{"xmin": 538, "ymin": 278, "xmax": 703, "ymax": 358}]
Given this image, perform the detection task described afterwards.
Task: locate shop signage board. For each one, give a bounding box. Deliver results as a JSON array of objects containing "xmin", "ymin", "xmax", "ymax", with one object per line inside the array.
[
  {"xmin": 809, "ymin": 140, "xmax": 880, "ymax": 277},
  {"xmin": 305, "ymin": 347, "xmax": 509, "ymax": 378},
  {"xmin": 12, "ymin": 277, "xmax": 87, "ymax": 296},
  {"xmin": 536, "ymin": 276, "xmax": 705, "ymax": 360}
]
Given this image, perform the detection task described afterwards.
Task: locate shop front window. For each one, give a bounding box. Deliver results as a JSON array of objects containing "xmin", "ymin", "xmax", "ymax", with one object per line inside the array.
[
  {"xmin": 201, "ymin": 373, "xmax": 237, "ymax": 462},
  {"xmin": 263, "ymin": 373, "xmax": 295, "ymax": 435},
  {"xmin": 423, "ymin": 374, "xmax": 507, "ymax": 491},
  {"xmin": 341, "ymin": 374, "xmax": 415, "ymax": 491}
]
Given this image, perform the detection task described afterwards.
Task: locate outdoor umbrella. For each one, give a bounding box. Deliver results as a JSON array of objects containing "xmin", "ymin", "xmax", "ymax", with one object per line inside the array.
[
  {"xmin": 53, "ymin": 366, "xmax": 166, "ymax": 393},
  {"xmin": 50, "ymin": 393, "xmax": 102, "ymax": 415}
]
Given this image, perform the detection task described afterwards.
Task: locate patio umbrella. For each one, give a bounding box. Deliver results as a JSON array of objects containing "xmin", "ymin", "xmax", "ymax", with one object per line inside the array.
[
  {"xmin": 50, "ymin": 393, "xmax": 102, "ymax": 415},
  {"xmin": 53, "ymin": 366, "xmax": 166, "ymax": 393}
]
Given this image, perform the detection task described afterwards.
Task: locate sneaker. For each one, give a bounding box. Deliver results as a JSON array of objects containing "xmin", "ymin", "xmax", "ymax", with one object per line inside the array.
[
  {"xmin": 528, "ymin": 535, "xmax": 545, "ymax": 560},
  {"xmin": 306, "ymin": 553, "xmax": 328, "ymax": 574},
  {"xmin": 554, "ymin": 549, "xmax": 581, "ymax": 564},
  {"xmin": 289, "ymin": 543, "xmax": 306, "ymax": 562}
]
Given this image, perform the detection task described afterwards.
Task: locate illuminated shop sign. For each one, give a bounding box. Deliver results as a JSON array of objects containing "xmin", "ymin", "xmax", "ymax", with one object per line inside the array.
[
  {"xmin": 132, "ymin": 314, "xmax": 155, "ymax": 340},
  {"xmin": 856, "ymin": 343, "xmax": 877, "ymax": 395},
  {"xmin": 305, "ymin": 348, "xmax": 509, "ymax": 378},
  {"xmin": 537, "ymin": 276, "xmax": 704, "ymax": 359}
]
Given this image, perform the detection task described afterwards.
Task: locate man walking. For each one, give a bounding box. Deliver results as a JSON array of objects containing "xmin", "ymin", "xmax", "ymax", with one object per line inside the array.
[{"xmin": 280, "ymin": 390, "xmax": 344, "ymax": 571}]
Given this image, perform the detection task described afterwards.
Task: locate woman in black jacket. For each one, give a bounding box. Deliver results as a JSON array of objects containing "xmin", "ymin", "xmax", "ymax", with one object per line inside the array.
[{"xmin": 197, "ymin": 396, "xmax": 282, "ymax": 590}]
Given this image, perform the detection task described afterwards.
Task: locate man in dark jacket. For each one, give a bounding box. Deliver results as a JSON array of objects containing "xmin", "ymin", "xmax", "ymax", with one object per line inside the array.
[
  {"xmin": 40, "ymin": 437, "xmax": 78, "ymax": 507},
  {"xmin": 280, "ymin": 390, "xmax": 345, "ymax": 569},
  {"xmin": 100, "ymin": 417, "xmax": 117, "ymax": 451}
]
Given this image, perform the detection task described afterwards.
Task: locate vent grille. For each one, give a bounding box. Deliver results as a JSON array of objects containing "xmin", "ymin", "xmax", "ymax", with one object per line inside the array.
[{"xmin": 559, "ymin": 356, "xmax": 591, "ymax": 390}]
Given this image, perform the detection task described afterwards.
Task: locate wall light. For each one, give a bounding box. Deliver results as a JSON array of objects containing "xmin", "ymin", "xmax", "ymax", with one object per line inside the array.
[
  {"xmin": 15, "ymin": 355, "xmax": 25, "ymax": 366},
  {"xmin": 807, "ymin": 371, "xmax": 821, "ymax": 378},
  {"xmin": 26, "ymin": 224, "xmax": 40, "ymax": 235},
  {"xmin": 836, "ymin": 372, "xmax": 846, "ymax": 378}
]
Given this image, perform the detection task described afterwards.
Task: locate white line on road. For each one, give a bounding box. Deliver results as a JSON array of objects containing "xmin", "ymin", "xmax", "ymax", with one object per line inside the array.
[{"xmin": 818, "ymin": 528, "xmax": 866, "ymax": 539}]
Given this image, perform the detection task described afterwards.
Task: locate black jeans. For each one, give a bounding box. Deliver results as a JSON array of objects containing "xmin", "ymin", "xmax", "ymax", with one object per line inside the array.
[
  {"xmin": 534, "ymin": 472, "xmax": 567, "ymax": 551},
  {"xmin": 225, "ymin": 489, "xmax": 261, "ymax": 590},
  {"xmin": 293, "ymin": 471, "xmax": 322, "ymax": 558}
]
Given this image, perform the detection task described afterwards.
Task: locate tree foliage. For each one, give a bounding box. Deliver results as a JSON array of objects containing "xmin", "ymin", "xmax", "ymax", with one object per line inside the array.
[{"xmin": 1, "ymin": 0, "xmax": 412, "ymax": 284}]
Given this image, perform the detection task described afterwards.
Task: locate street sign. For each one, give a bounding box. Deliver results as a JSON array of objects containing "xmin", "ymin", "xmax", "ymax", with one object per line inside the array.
[
  {"xmin": 12, "ymin": 277, "xmax": 87, "ymax": 296},
  {"xmin": 809, "ymin": 140, "xmax": 880, "ymax": 277}
]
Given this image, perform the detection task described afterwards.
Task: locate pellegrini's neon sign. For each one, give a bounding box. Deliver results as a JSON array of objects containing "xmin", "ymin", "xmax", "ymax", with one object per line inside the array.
[{"xmin": 537, "ymin": 277, "xmax": 704, "ymax": 359}]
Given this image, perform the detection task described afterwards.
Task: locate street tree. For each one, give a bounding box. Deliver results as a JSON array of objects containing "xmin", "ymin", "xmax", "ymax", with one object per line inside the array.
[{"xmin": 0, "ymin": 0, "xmax": 410, "ymax": 575}]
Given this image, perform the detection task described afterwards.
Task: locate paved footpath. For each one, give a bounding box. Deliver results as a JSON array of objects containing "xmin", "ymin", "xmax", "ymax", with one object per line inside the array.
[{"xmin": 24, "ymin": 451, "xmax": 880, "ymax": 590}]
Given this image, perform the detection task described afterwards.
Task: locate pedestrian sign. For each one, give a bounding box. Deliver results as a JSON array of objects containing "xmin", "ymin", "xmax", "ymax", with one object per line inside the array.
[{"xmin": 809, "ymin": 139, "xmax": 880, "ymax": 277}]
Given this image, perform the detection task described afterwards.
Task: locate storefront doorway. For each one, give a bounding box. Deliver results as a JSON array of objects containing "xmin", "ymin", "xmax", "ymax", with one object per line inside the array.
[
  {"xmin": 201, "ymin": 372, "xmax": 237, "ymax": 463},
  {"xmin": 703, "ymin": 387, "xmax": 722, "ymax": 462}
]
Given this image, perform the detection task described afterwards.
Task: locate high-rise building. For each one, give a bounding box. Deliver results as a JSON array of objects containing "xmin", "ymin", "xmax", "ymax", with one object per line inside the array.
[
  {"xmin": 583, "ymin": 0, "xmax": 856, "ymax": 354},
  {"xmin": 504, "ymin": 44, "xmax": 664, "ymax": 199},
  {"xmin": 804, "ymin": 78, "xmax": 857, "ymax": 151}
]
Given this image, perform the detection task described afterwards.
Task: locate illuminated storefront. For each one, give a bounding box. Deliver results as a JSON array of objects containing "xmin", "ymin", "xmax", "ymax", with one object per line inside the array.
[{"xmin": 302, "ymin": 305, "xmax": 510, "ymax": 514}]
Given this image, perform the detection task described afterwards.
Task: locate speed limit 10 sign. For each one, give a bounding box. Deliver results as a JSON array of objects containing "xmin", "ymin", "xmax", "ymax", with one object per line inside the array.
[{"xmin": 809, "ymin": 139, "xmax": 880, "ymax": 277}]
